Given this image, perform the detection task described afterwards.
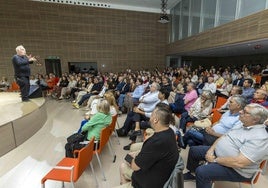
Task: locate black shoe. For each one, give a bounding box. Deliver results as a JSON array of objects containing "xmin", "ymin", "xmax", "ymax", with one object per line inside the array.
[
  {"xmin": 130, "ymin": 130, "xmax": 142, "ymax": 137},
  {"xmin": 116, "ymin": 129, "xmax": 127, "ymax": 137},
  {"xmin": 176, "ymin": 131, "xmax": 186, "ymax": 149},
  {"xmin": 183, "ymin": 172, "xmax": 196, "ymax": 181},
  {"xmin": 123, "ymin": 143, "xmax": 132, "ymax": 150},
  {"xmin": 22, "ymin": 99, "xmax": 30, "ymax": 102}
]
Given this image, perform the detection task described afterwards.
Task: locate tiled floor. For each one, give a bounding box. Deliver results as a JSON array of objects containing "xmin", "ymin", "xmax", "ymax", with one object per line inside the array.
[{"xmin": 0, "ymin": 98, "xmax": 267, "ymax": 188}]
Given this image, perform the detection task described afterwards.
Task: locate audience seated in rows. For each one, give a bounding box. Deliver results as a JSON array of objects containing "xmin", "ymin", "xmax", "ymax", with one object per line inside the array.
[
  {"xmin": 116, "ymin": 82, "xmax": 160, "ymax": 138},
  {"xmin": 115, "ymin": 104, "xmax": 180, "ymax": 188},
  {"xmin": 179, "ymin": 90, "xmax": 214, "ymax": 133},
  {"xmin": 179, "ymin": 95, "xmax": 247, "ymax": 148},
  {"xmin": 73, "ymin": 76, "xmax": 103, "ymax": 108},
  {"xmin": 123, "ymin": 88, "xmax": 170, "ymax": 150},
  {"xmin": 72, "ymin": 77, "xmax": 94, "ymax": 103},
  {"xmin": 183, "ymin": 103, "xmax": 268, "ymax": 188}
]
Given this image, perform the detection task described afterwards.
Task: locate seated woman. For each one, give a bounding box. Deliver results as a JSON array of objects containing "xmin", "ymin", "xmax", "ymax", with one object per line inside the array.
[
  {"xmin": 179, "ymin": 90, "xmax": 213, "ymax": 133},
  {"xmin": 0, "ymin": 76, "xmax": 10, "ymax": 92},
  {"xmin": 87, "ymin": 90, "xmax": 118, "ymax": 117},
  {"xmin": 178, "ymin": 95, "xmax": 247, "ymax": 149},
  {"xmin": 169, "ymin": 83, "xmax": 186, "ymax": 113},
  {"xmin": 51, "ymin": 76, "xmax": 69, "ymax": 98},
  {"xmin": 81, "ymin": 99, "xmax": 112, "ymax": 141}
]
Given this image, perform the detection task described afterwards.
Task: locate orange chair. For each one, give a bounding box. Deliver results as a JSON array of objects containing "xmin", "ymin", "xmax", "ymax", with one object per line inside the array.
[
  {"xmin": 211, "ymin": 110, "xmax": 222, "ymax": 124},
  {"xmin": 253, "ymin": 75, "xmax": 262, "ymax": 85},
  {"xmin": 7, "ymin": 81, "xmax": 20, "ymax": 92},
  {"xmin": 41, "ymin": 138, "xmax": 97, "ymax": 188},
  {"xmin": 212, "ymin": 160, "xmax": 267, "ymax": 188},
  {"xmin": 109, "ymin": 115, "xmax": 120, "ymax": 145},
  {"xmin": 214, "ymin": 96, "xmax": 228, "ymax": 109},
  {"xmin": 239, "ymin": 160, "xmax": 267, "ymax": 188},
  {"xmin": 94, "ymin": 125, "xmax": 116, "ymax": 181}
]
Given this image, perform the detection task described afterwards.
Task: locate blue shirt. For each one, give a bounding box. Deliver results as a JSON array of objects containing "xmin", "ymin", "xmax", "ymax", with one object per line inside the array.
[
  {"xmin": 242, "ymin": 87, "xmax": 255, "ymax": 103},
  {"xmin": 132, "ymin": 85, "xmax": 144, "ymax": 99},
  {"xmin": 212, "ymin": 110, "xmax": 241, "ymax": 134}
]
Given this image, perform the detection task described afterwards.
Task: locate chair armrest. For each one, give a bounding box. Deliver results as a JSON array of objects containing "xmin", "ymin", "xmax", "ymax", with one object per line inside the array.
[
  {"xmin": 53, "ymin": 165, "xmax": 75, "ymax": 182},
  {"xmin": 53, "ymin": 165, "xmax": 74, "ymax": 171}
]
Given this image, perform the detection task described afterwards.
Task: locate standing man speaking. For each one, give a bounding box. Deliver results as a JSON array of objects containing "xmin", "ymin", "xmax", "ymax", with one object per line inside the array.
[{"xmin": 12, "ymin": 45, "xmax": 36, "ymax": 102}]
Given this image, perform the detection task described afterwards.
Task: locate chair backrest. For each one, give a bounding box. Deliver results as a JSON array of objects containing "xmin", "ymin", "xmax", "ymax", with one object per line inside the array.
[
  {"xmin": 211, "ymin": 110, "xmax": 222, "ymax": 124},
  {"xmin": 250, "ymin": 160, "xmax": 266, "ymax": 184},
  {"xmin": 73, "ymin": 137, "xmax": 95, "ymax": 180},
  {"xmin": 8, "ymin": 81, "xmax": 20, "ymax": 92},
  {"xmin": 253, "ymin": 75, "xmax": 262, "ymax": 85},
  {"xmin": 214, "ymin": 96, "xmax": 227, "ymax": 109},
  {"xmin": 109, "ymin": 115, "xmax": 118, "ymax": 133},
  {"xmin": 95, "ymin": 126, "xmax": 111, "ymax": 154}
]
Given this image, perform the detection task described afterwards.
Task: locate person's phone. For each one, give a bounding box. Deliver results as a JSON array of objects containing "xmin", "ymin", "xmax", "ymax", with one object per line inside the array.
[{"xmin": 124, "ymin": 154, "xmax": 133, "ymax": 164}]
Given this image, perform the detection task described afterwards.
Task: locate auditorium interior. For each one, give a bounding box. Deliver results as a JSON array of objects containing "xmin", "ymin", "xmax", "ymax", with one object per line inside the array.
[{"xmin": 1, "ymin": 0, "xmax": 268, "ymax": 188}]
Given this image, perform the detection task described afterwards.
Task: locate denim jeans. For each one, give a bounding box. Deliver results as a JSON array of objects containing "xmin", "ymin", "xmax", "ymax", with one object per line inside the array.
[
  {"xmin": 179, "ymin": 112, "xmax": 197, "ymax": 133},
  {"xmin": 118, "ymin": 94, "xmax": 125, "ymax": 108},
  {"xmin": 183, "ymin": 128, "xmax": 204, "ymax": 147},
  {"xmin": 186, "ymin": 146, "xmax": 252, "ymax": 188}
]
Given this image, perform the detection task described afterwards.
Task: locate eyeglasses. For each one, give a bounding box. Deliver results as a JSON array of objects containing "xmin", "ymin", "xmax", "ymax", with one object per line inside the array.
[{"xmin": 240, "ymin": 109, "xmax": 251, "ymax": 116}]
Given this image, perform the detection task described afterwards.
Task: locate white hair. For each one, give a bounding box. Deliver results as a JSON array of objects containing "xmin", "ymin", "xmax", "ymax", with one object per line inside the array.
[{"xmin": 15, "ymin": 45, "xmax": 25, "ymax": 53}]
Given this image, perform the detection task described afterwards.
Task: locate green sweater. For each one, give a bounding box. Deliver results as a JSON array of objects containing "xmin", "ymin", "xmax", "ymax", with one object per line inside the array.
[{"xmin": 82, "ymin": 112, "xmax": 112, "ymax": 141}]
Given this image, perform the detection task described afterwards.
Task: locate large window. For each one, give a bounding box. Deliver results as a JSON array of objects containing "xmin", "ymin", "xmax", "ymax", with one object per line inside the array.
[
  {"xmin": 169, "ymin": 0, "xmax": 268, "ymax": 43},
  {"xmin": 190, "ymin": 0, "xmax": 201, "ymax": 35},
  {"xmin": 239, "ymin": 0, "xmax": 266, "ymax": 18},
  {"xmin": 202, "ymin": 0, "xmax": 216, "ymax": 31},
  {"xmin": 181, "ymin": 0, "xmax": 190, "ymax": 38},
  {"xmin": 171, "ymin": 3, "xmax": 181, "ymax": 42},
  {"xmin": 218, "ymin": 0, "xmax": 237, "ymax": 25}
]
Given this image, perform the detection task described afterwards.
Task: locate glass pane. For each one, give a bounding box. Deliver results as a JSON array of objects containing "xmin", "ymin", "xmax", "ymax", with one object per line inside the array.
[
  {"xmin": 203, "ymin": 0, "xmax": 216, "ymax": 31},
  {"xmin": 190, "ymin": 0, "xmax": 201, "ymax": 35},
  {"xmin": 218, "ymin": 0, "xmax": 236, "ymax": 25},
  {"xmin": 239, "ymin": 0, "xmax": 266, "ymax": 18},
  {"xmin": 181, "ymin": 0, "xmax": 190, "ymax": 39},
  {"xmin": 172, "ymin": 2, "xmax": 181, "ymax": 41}
]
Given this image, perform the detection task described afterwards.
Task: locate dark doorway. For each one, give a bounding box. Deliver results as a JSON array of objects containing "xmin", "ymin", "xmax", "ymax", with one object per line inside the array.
[
  {"xmin": 68, "ymin": 62, "xmax": 98, "ymax": 75},
  {"xmin": 45, "ymin": 59, "xmax": 62, "ymax": 77}
]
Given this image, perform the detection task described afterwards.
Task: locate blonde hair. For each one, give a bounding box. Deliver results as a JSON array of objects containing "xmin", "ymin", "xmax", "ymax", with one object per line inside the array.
[
  {"xmin": 96, "ymin": 99, "xmax": 110, "ymax": 114},
  {"xmin": 103, "ymin": 91, "xmax": 118, "ymax": 109}
]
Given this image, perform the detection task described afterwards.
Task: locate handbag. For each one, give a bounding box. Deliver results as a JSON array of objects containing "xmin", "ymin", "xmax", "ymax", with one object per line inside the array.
[
  {"xmin": 67, "ymin": 132, "xmax": 86, "ymax": 143},
  {"xmin": 65, "ymin": 132, "xmax": 87, "ymax": 158},
  {"xmin": 194, "ymin": 118, "xmax": 212, "ymax": 128}
]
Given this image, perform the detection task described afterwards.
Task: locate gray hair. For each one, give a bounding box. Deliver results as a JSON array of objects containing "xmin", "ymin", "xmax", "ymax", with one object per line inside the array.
[
  {"xmin": 231, "ymin": 95, "xmax": 248, "ymax": 109},
  {"xmin": 15, "ymin": 45, "xmax": 24, "ymax": 52},
  {"xmin": 188, "ymin": 82, "xmax": 196, "ymax": 89},
  {"xmin": 247, "ymin": 103, "xmax": 268, "ymax": 124},
  {"xmin": 152, "ymin": 82, "xmax": 161, "ymax": 91}
]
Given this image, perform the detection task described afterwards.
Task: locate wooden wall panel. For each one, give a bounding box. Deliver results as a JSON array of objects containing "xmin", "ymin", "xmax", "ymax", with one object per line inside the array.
[
  {"xmin": 0, "ymin": 0, "xmax": 167, "ymax": 81},
  {"xmin": 167, "ymin": 9, "xmax": 268, "ymax": 55}
]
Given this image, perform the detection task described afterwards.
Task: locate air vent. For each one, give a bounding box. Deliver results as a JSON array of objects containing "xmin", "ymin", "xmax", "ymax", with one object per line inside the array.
[{"xmin": 32, "ymin": 0, "xmax": 111, "ymax": 8}]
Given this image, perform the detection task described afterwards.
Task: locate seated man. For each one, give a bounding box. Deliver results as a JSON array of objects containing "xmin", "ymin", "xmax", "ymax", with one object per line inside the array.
[
  {"xmin": 116, "ymin": 82, "xmax": 160, "ymax": 137},
  {"xmin": 241, "ymin": 78, "xmax": 255, "ymax": 103},
  {"xmin": 180, "ymin": 95, "xmax": 247, "ymax": 148},
  {"xmin": 216, "ymin": 85, "xmax": 242, "ymax": 112},
  {"xmin": 123, "ymin": 88, "xmax": 171, "ymax": 150},
  {"xmin": 250, "ymin": 88, "xmax": 268, "ymax": 108},
  {"xmin": 116, "ymin": 104, "xmax": 180, "ymax": 188},
  {"xmin": 183, "ymin": 103, "xmax": 268, "ymax": 188}
]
